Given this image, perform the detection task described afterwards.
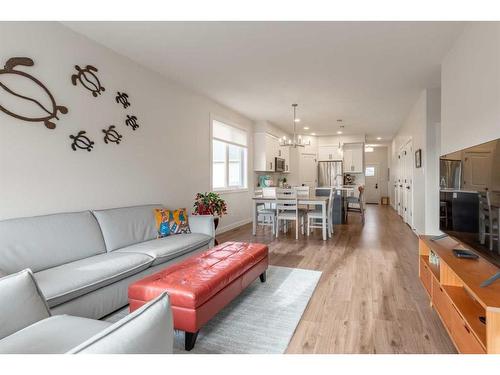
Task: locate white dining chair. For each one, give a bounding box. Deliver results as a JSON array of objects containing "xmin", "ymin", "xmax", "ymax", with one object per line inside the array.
[
  {"xmin": 294, "ymin": 186, "xmax": 311, "ymax": 212},
  {"xmin": 307, "ymin": 187, "xmax": 334, "ymax": 238},
  {"xmin": 256, "ymin": 187, "xmax": 277, "ymax": 234},
  {"xmin": 479, "ymin": 191, "xmax": 499, "ymax": 252},
  {"xmin": 275, "ymin": 189, "xmax": 305, "ymax": 240}
]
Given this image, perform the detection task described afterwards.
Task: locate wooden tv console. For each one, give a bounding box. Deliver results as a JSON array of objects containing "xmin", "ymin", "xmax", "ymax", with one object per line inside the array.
[{"xmin": 419, "ymin": 235, "xmax": 500, "ymax": 354}]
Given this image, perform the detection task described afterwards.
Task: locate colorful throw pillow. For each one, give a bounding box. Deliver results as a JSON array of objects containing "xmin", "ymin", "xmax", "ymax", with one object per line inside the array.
[{"xmin": 154, "ymin": 208, "xmax": 191, "ymax": 238}]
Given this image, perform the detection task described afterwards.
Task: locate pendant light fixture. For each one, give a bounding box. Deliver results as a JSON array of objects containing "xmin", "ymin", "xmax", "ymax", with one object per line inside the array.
[
  {"xmin": 337, "ymin": 121, "xmax": 345, "ymax": 149},
  {"xmin": 279, "ymin": 104, "xmax": 310, "ymax": 148}
]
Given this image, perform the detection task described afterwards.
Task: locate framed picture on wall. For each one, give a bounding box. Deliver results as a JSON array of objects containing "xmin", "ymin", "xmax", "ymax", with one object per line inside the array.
[{"xmin": 415, "ymin": 149, "xmax": 422, "ymax": 168}]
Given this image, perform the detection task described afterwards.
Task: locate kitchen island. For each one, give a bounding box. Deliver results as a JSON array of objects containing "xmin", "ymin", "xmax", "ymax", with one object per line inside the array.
[{"xmin": 316, "ymin": 186, "xmax": 355, "ymax": 224}]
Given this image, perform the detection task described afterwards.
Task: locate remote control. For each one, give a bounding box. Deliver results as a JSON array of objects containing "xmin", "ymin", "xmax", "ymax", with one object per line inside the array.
[
  {"xmin": 431, "ymin": 234, "xmax": 448, "ymax": 241},
  {"xmin": 453, "ymin": 249, "xmax": 479, "ymax": 259},
  {"xmin": 481, "ymin": 272, "xmax": 500, "ymax": 287}
]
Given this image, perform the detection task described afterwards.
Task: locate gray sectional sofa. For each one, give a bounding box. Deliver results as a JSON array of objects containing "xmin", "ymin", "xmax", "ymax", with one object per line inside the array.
[
  {"xmin": 0, "ymin": 204, "xmax": 215, "ymax": 320},
  {"xmin": 0, "ymin": 270, "xmax": 173, "ymax": 354}
]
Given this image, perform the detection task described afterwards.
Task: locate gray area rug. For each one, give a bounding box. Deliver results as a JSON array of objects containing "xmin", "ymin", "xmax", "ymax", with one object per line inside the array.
[{"xmin": 105, "ymin": 265, "xmax": 321, "ymax": 354}]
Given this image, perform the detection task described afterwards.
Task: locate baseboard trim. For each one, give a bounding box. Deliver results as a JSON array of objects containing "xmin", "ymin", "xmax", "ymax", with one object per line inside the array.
[{"xmin": 217, "ymin": 218, "xmax": 252, "ymax": 234}]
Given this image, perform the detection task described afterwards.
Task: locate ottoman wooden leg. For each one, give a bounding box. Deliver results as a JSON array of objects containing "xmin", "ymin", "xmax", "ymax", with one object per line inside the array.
[
  {"xmin": 259, "ymin": 271, "xmax": 267, "ymax": 283},
  {"xmin": 185, "ymin": 331, "xmax": 199, "ymax": 351}
]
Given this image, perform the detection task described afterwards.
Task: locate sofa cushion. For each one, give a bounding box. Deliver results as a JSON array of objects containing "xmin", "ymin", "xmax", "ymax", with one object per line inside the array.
[
  {"xmin": 114, "ymin": 233, "xmax": 212, "ymax": 266},
  {"xmin": 92, "ymin": 204, "xmax": 161, "ymax": 252},
  {"xmin": 154, "ymin": 208, "xmax": 191, "ymax": 237},
  {"xmin": 0, "ymin": 211, "xmax": 106, "ymax": 273},
  {"xmin": 0, "ymin": 315, "xmax": 110, "ymax": 354},
  {"xmin": 0, "ymin": 270, "xmax": 51, "ymax": 340},
  {"xmin": 68, "ymin": 293, "xmax": 173, "ymax": 354},
  {"xmin": 35, "ymin": 252, "xmax": 154, "ymax": 307}
]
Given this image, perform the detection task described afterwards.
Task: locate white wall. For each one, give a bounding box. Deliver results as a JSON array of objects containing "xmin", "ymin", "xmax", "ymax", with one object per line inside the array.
[
  {"xmin": 425, "ymin": 89, "xmax": 441, "ymax": 235},
  {"xmin": 0, "ymin": 22, "xmax": 254, "ymax": 233},
  {"xmin": 391, "ymin": 88, "xmax": 441, "ymax": 235},
  {"xmin": 441, "ymin": 22, "xmax": 500, "ymax": 155}
]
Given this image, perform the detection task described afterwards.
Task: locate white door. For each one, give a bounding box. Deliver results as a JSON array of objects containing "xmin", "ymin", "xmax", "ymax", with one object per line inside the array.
[
  {"xmin": 397, "ymin": 149, "xmax": 404, "ymax": 216},
  {"xmin": 299, "ymin": 153, "xmax": 317, "ymax": 187},
  {"xmin": 365, "ymin": 164, "xmax": 380, "ymax": 204},
  {"xmin": 402, "ymin": 140, "xmax": 413, "ymax": 226}
]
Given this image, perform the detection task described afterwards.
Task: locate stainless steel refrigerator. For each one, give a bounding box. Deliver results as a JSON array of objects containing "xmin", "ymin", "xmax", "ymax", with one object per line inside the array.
[
  {"xmin": 318, "ymin": 161, "xmax": 343, "ymax": 187},
  {"xmin": 440, "ymin": 159, "xmax": 462, "ymax": 189},
  {"xmin": 317, "ymin": 161, "xmax": 344, "ymax": 224}
]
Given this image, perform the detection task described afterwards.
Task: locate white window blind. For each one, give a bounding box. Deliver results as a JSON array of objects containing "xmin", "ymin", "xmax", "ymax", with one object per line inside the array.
[
  {"xmin": 211, "ymin": 119, "xmax": 248, "ymax": 191},
  {"xmin": 213, "ymin": 120, "xmax": 248, "ymax": 147}
]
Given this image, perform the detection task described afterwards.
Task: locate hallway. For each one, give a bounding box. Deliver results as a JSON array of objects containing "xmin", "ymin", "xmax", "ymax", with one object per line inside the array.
[{"xmin": 217, "ymin": 205, "xmax": 456, "ymax": 353}]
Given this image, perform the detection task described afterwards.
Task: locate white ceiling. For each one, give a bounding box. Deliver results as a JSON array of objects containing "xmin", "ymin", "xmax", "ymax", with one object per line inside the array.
[{"xmin": 64, "ymin": 21, "xmax": 464, "ymax": 141}]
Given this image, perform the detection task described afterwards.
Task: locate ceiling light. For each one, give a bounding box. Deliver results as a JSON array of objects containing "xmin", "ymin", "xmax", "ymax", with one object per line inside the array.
[
  {"xmin": 376, "ymin": 137, "xmax": 382, "ymax": 140},
  {"xmin": 311, "ymin": 133, "xmax": 316, "ymax": 136},
  {"xmin": 279, "ymin": 104, "xmax": 310, "ymax": 148},
  {"xmin": 337, "ymin": 131, "xmax": 343, "ymax": 134},
  {"xmin": 303, "ymin": 126, "xmax": 309, "ymax": 130}
]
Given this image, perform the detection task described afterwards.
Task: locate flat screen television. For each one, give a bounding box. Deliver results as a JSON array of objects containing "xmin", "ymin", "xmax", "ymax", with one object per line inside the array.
[{"xmin": 440, "ymin": 138, "xmax": 500, "ymax": 266}]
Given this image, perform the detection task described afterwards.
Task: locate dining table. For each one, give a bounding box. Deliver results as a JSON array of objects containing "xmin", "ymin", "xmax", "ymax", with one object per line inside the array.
[{"xmin": 252, "ymin": 193, "xmax": 330, "ymax": 240}]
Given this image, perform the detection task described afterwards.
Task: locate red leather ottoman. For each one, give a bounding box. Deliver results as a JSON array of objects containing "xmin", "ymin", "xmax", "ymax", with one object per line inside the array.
[{"xmin": 128, "ymin": 241, "xmax": 269, "ymax": 350}]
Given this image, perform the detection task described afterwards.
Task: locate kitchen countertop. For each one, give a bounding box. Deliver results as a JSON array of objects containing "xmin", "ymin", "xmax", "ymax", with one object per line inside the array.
[
  {"xmin": 256, "ymin": 186, "xmax": 355, "ymax": 190},
  {"xmin": 440, "ymin": 188, "xmax": 479, "ymax": 194}
]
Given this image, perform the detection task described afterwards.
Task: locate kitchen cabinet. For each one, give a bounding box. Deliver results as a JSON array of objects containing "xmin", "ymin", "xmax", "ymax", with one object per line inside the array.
[
  {"xmin": 343, "ymin": 143, "xmax": 364, "ymax": 173},
  {"xmin": 254, "ymin": 132, "xmax": 292, "ymax": 172},
  {"xmin": 281, "ymin": 145, "xmax": 290, "ymax": 172},
  {"xmin": 254, "ymin": 132, "xmax": 280, "ymax": 172},
  {"xmin": 318, "ymin": 145, "xmax": 342, "ymax": 161}
]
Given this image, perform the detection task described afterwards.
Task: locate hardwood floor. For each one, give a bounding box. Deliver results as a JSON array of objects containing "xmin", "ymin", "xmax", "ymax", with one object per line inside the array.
[{"xmin": 216, "ymin": 205, "xmax": 457, "ymax": 354}]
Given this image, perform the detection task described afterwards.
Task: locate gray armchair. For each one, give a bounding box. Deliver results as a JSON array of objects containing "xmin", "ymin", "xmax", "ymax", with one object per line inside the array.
[{"xmin": 0, "ymin": 269, "xmax": 173, "ymax": 354}]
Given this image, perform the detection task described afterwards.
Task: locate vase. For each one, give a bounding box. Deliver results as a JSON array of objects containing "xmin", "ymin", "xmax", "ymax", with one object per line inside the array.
[{"xmin": 214, "ymin": 217, "xmax": 219, "ymax": 246}]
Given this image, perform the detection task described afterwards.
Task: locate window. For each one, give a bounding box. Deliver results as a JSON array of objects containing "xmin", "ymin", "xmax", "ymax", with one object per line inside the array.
[
  {"xmin": 212, "ymin": 119, "xmax": 248, "ymax": 191},
  {"xmin": 365, "ymin": 166, "xmax": 375, "ymax": 177}
]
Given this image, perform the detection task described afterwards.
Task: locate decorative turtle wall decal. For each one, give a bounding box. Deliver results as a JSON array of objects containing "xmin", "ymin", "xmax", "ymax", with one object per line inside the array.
[
  {"xmin": 71, "ymin": 65, "xmax": 105, "ymax": 97},
  {"xmin": 0, "ymin": 57, "xmax": 68, "ymax": 129},
  {"xmin": 102, "ymin": 125, "xmax": 122, "ymax": 144},
  {"xmin": 70, "ymin": 130, "xmax": 94, "ymax": 152},
  {"xmin": 125, "ymin": 115, "xmax": 139, "ymax": 130},
  {"xmin": 115, "ymin": 92, "xmax": 130, "ymax": 108}
]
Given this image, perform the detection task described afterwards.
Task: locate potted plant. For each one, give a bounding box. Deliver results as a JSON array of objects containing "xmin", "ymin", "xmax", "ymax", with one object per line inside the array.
[{"xmin": 193, "ymin": 192, "xmax": 227, "ymax": 232}]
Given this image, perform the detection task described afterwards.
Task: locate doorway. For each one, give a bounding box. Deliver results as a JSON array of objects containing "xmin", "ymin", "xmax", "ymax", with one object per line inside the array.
[
  {"xmin": 365, "ymin": 163, "xmax": 380, "ymax": 204},
  {"xmin": 299, "ymin": 153, "xmax": 317, "ymax": 187}
]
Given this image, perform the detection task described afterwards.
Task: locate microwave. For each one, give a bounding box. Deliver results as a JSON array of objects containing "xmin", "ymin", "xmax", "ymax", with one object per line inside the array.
[{"xmin": 275, "ymin": 157, "xmax": 285, "ymax": 172}]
